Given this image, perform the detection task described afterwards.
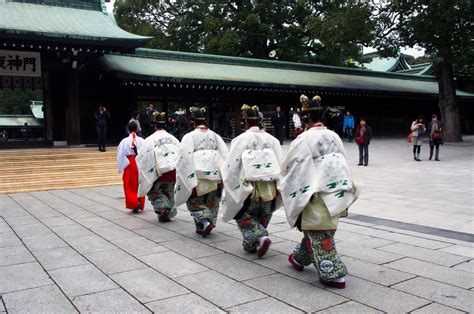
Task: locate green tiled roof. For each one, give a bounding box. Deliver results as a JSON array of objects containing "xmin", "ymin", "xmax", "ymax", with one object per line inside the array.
[
  {"xmin": 9, "ymin": 0, "xmax": 102, "ymax": 11},
  {"xmin": 100, "ymin": 48, "xmax": 474, "ymax": 98},
  {"xmin": 0, "ymin": 1, "xmax": 151, "ymax": 47}
]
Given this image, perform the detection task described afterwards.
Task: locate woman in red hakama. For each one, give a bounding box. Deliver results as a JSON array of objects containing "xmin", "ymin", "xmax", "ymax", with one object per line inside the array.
[
  {"xmin": 122, "ymin": 154, "xmax": 145, "ymax": 212},
  {"xmin": 118, "ymin": 122, "xmax": 145, "ymax": 213}
]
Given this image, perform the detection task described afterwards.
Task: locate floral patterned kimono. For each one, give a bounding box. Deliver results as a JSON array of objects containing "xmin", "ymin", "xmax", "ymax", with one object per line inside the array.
[{"xmin": 279, "ymin": 125, "xmax": 360, "ymax": 283}]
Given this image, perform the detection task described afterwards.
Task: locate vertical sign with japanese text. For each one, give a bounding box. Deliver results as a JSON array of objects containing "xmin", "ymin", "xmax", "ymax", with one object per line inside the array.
[{"xmin": 0, "ymin": 50, "xmax": 41, "ymax": 77}]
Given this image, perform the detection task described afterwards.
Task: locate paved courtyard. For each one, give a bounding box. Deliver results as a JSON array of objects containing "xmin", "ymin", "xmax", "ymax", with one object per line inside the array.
[{"xmin": 0, "ymin": 139, "xmax": 473, "ymax": 313}]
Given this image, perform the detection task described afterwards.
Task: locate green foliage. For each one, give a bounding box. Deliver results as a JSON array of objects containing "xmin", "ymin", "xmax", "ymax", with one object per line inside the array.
[
  {"xmin": 114, "ymin": 0, "xmax": 375, "ymax": 66},
  {"xmin": 371, "ymin": 0, "xmax": 474, "ymax": 75},
  {"xmin": 0, "ymin": 89, "xmax": 42, "ymax": 115}
]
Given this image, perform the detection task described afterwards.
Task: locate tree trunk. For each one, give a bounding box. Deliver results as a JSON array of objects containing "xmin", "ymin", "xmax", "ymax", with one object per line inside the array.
[{"xmin": 432, "ymin": 57, "xmax": 462, "ymax": 142}]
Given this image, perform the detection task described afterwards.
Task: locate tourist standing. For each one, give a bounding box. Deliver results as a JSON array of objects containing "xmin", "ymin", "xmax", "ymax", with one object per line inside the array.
[
  {"xmin": 343, "ymin": 111, "xmax": 355, "ymax": 142},
  {"xmin": 143, "ymin": 104, "xmax": 156, "ymax": 138},
  {"xmin": 95, "ymin": 105, "xmax": 110, "ymax": 152},
  {"xmin": 355, "ymin": 118, "xmax": 372, "ymax": 166},
  {"xmin": 220, "ymin": 105, "xmax": 283, "ymax": 257},
  {"xmin": 175, "ymin": 107, "xmax": 228, "ymax": 237},
  {"xmin": 20, "ymin": 122, "xmax": 31, "ymax": 141},
  {"xmin": 271, "ymin": 106, "xmax": 285, "ymax": 145},
  {"xmin": 428, "ymin": 114, "xmax": 444, "ymax": 161},
  {"xmin": 411, "ymin": 116, "xmax": 426, "ymax": 161},
  {"xmin": 280, "ymin": 95, "xmax": 359, "ymax": 289},
  {"xmin": 117, "ymin": 122, "xmax": 145, "ymax": 213},
  {"xmin": 137, "ymin": 112, "xmax": 180, "ymax": 222}
]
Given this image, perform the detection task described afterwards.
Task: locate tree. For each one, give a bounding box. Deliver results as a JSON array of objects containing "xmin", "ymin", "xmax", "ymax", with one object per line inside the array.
[
  {"xmin": 114, "ymin": 0, "xmax": 375, "ymax": 66},
  {"xmin": 371, "ymin": 0, "xmax": 473, "ymax": 142},
  {"xmin": 0, "ymin": 89, "xmax": 42, "ymax": 115}
]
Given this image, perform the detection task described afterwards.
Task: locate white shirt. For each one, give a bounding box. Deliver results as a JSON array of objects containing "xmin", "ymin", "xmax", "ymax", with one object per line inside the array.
[
  {"xmin": 117, "ymin": 132, "xmax": 144, "ymax": 173},
  {"xmin": 293, "ymin": 113, "xmax": 302, "ymax": 129}
]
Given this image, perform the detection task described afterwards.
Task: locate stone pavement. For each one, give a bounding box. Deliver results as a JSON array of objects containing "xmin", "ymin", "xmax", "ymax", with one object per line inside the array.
[{"xmin": 0, "ymin": 139, "xmax": 473, "ymax": 313}]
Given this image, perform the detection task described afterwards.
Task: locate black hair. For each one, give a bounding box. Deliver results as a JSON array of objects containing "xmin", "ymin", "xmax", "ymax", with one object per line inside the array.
[
  {"xmin": 306, "ymin": 99, "xmax": 324, "ymax": 123},
  {"xmin": 246, "ymin": 109, "xmax": 259, "ymax": 127},
  {"xmin": 193, "ymin": 110, "xmax": 207, "ymax": 126},
  {"xmin": 127, "ymin": 121, "xmax": 138, "ymax": 133},
  {"xmin": 154, "ymin": 121, "xmax": 166, "ymax": 130}
]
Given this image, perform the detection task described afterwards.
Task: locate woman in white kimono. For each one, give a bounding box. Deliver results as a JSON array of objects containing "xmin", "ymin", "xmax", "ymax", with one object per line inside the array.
[
  {"xmin": 220, "ymin": 105, "xmax": 283, "ymax": 258},
  {"xmin": 137, "ymin": 112, "xmax": 181, "ymax": 222},
  {"xmin": 280, "ymin": 95, "xmax": 359, "ymax": 289},
  {"xmin": 174, "ymin": 108, "xmax": 228, "ymax": 237},
  {"xmin": 117, "ymin": 121, "xmax": 145, "ymax": 213}
]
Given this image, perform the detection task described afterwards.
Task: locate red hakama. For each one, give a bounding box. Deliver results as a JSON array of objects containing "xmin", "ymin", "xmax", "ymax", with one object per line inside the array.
[{"xmin": 123, "ymin": 155, "xmax": 145, "ymax": 211}]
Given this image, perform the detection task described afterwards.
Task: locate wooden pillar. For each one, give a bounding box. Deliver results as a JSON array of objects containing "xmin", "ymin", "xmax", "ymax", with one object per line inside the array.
[
  {"xmin": 42, "ymin": 72, "xmax": 54, "ymax": 142},
  {"xmin": 66, "ymin": 69, "xmax": 80, "ymax": 145}
]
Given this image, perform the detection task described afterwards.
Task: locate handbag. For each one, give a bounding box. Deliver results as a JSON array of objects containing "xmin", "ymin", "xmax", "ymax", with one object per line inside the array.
[
  {"xmin": 432, "ymin": 131, "xmax": 443, "ymax": 140},
  {"xmin": 355, "ymin": 135, "xmax": 364, "ymax": 145},
  {"xmin": 407, "ymin": 133, "xmax": 413, "ymax": 143},
  {"xmin": 242, "ymin": 148, "xmax": 281, "ymax": 182}
]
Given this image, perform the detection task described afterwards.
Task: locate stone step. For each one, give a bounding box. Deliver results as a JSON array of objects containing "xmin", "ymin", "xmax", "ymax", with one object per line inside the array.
[
  {"xmin": 1, "ymin": 181, "xmax": 120, "ymax": 194},
  {"xmin": 0, "ymin": 170, "xmax": 120, "ymax": 182},
  {"xmin": 0, "ymin": 147, "xmax": 122, "ymax": 194},
  {"xmin": 1, "ymin": 175, "xmax": 121, "ymax": 188},
  {"xmin": 2, "ymin": 160, "xmax": 117, "ymax": 171}
]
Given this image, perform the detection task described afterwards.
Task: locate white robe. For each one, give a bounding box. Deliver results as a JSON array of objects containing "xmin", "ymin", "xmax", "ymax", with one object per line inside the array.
[
  {"xmin": 279, "ymin": 126, "xmax": 360, "ymax": 228},
  {"xmin": 220, "ymin": 127, "xmax": 283, "ymax": 222},
  {"xmin": 293, "ymin": 113, "xmax": 302, "ymax": 129},
  {"xmin": 117, "ymin": 133, "xmax": 144, "ymax": 173},
  {"xmin": 174, "ymin": 127, "xmax": 228, "ymax": 206},
  {"xmin": 136, "ymin": 130, "xmax": 180, "ymax": 197}
]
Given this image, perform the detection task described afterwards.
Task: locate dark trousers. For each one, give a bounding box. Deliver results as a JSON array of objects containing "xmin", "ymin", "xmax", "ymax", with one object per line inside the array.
[
  {"xmin": 274, "ymin": 125, "xmax": 284, "ymax": 144},
  {"xmin": 143, "ymin": 123, "xmax": 153, "ymax": 138},
  {"xmin": 429, "ymin": 143, "xmax": 440, "ymax": 160},
  {"xmin": 358, "ymin": 144, "xmax": 369, "ymax": 165},
  {"xmin": 345, "ymin": 128, "xmax": 354, "ymax": 142},
  {"xmin": 413, "ymin": 145, "xmax": 421, "ymax": 158},
  {"xmin": 96, "ymin": 125, "xmax": 107, "ymax": 150}
]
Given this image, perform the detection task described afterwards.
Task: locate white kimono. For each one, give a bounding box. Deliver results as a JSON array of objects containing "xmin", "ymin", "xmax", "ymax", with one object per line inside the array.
[
  {"xmin": 220, "ymin": 127, "xmax": 283, "ymax": 222},
  {"xmin": 279, "ymin": 126, "xmax": 360, "ymax": 228},
  {"xmin": 293, "ymin": 113, "xmax": 302, "ymax": 129},
  {"xmin": 174, "ymin": 127, "xmax": 228, "ymax": 206},
  {"xmin": 136, "ymin": 130, "xmax": 180, "ymax": 197},
  {"xmin": 117, "ymin": 133, "xmax": 144, "ymax": 173}
]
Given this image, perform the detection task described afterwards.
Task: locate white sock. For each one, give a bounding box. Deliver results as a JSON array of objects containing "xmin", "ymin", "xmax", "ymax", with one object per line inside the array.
[
  {"xmin": 333, "ymin": 277, "xmax": 345, "ymax": 283},
  {"xmin": 202, "ymin": 221, "xmax": 210, "ymax": 230},
  {"xmin": 258, "ymin": 236, "xmax": 270, "ymax": 247}
]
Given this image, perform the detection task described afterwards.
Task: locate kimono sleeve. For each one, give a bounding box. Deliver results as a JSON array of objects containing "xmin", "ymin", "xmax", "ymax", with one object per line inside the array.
[
  {"xmin": 174, "ymin": 133, "xmax": 197, "ymax": 206},
  {"xmin": 215, "ymin": 133, "xmax": 229, "ymax": 162},
  {"xmin": 278, "ymin": 136, "xmax": 318, "ymax": 228},
  {"xmin": 117, "ymin": 138, "xmax": 130, "ymax": 173},
  {"xmin": 220, "ymin": 136, "xmax": 253, "ymax": 221}
]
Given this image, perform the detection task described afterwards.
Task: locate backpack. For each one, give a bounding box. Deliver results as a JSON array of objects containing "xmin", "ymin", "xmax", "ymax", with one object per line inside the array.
[
  {"xmin": 242, "ymin": 148, "xmax": 281, "ymax": 182},
  {"xmin": 154, "ymin": 143, "xmax": 179, "ymax": 176},
  {"xmin": 193, "ymin": 150, "xmax": 222, "ymax": 181}
]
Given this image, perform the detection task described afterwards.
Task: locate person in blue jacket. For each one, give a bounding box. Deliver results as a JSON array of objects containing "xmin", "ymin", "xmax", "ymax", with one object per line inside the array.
[{"xmin": 343, "ymin": 111, "xmax": 355, "ymax": 142}]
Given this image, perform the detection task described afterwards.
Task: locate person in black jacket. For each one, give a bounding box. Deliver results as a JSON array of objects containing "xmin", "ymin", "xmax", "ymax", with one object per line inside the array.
[
  {"xmin": 271, "ymin": 106, "xmax": 285, "ymax": 145},
  {"xmin": 94, "ymin": 105, "xmax": 110, "ymax": 152},
  {"xmin": 142, "ymin": 104, "xmax": 156, "ymax": 138},
  {"xmin": 355, "ymin": 118, "xmax": 372, "ymax": 166},
  {"xmin": 427, "ymin": 114, "xmax": 444, "ymax": 161}
]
